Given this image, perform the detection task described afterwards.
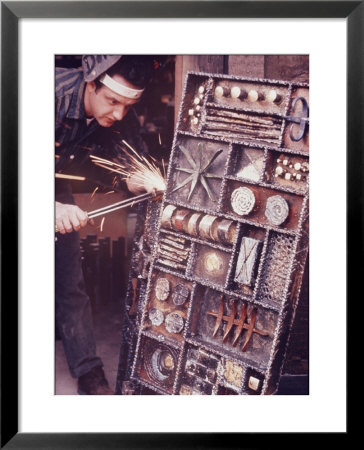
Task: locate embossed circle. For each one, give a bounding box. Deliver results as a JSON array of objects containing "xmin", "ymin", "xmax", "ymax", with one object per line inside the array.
[
  {"xmin": 155, "ymin": 277, "xmax": 170, "ymax": 301},
  {"xmin": 165, "ymin": 312, "xmax": 185, "ymax": 334},
  {"xmin": 172, "ymin": 284, "xmax": 190, "ymax": 306},
  {"xmin": 148, "ymin": 308, "xmax": 164, "ymax": 326},
  {"xmin": 265, "ymin": 195, "xmax": 289, "ymax": 226},
  {"xmin": 203, "ymin": 251, "xmax": 224, "ymax": 274},
  {"xmin": 144, "ymin": 343, "xmax": 177, "ymax": 387},
  {"xmin": 231, "ymin": 187, "xmax": 255, "ymax": 216}
]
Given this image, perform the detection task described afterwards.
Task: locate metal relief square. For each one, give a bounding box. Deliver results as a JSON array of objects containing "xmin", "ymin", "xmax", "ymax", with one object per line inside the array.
[{"xmin": 234, "ymin": 237, "xmax": 261, "ymax": 286}]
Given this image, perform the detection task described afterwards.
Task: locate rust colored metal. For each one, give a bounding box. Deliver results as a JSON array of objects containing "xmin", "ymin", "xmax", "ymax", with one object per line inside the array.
[
  {"xmin": 222, "ymin": 300, "xmax": 236, "ymax": 343},
  {"xmin": 151, "ymin": 194, "xmax": 164, "ymax": 202},
  {"xmin": 129, "ymin": 278, "xmax": 138, "ymax": 317},
  {"xmin": 207, "ymin": 303, "xmax": 268, "ymax": 351},
  {"xmin": 242, "ymin": 308, "xmax": 257, "ymax": 352},
  {"xmin": 232, "ymin": 303, "xmax": 247, "ymax": 347}
]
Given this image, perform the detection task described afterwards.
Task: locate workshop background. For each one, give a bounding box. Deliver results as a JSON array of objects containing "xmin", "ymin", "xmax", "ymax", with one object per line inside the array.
[{"xmin": 55, "ymin": 55, "xmax": 309, "ymax": 395}]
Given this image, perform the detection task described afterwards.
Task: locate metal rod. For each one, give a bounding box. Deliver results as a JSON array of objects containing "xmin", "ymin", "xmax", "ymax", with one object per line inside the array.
[
  {"xmin": 87, "ymin": 192, "xmax": 155, "ymax": 219},
  {"xmin": 55, "ymin": 192, "xmax": 155, "ymax": 233},
  {"xmin": 87, "ymin": 192, "xmax": 154, "ymax": 217}
]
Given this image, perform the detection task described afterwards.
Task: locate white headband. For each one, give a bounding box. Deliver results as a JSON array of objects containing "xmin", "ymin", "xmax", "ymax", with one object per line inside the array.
[{"xmin": 100, "ymin": 74, "xmax": 145, "ymax": 99}]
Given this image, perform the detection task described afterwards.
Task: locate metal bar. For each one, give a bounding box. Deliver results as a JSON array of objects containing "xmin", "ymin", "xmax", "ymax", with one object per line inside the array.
[
  {"xmin": 241, "ymin": 308, "xmax": 257, "ymax": 351},
  {"xmin": 222, "ymin": 300, "xmax": 236, "ymax": 343},
  {"xmin": 206, "ymin": 310, "xmax": 268, "ymax": 337},
  {"xmin": 232, "ymin": 303, "xmax": 247, "ymax": 346},
  {"xmin": 88, "ymin": 193, "xmax": 155, "ymax": 219},
  {"xmin": 212, "ymin": 296, "xmax": 224, "ymax": 338}
]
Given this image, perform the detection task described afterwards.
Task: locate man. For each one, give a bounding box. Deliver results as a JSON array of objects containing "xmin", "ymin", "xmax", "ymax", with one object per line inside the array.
[{"xmin": 55, "ymin": 55, "xmax": 157, "ymax": 394}]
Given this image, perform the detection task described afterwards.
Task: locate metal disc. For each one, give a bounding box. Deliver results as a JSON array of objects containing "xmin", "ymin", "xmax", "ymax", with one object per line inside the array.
[
  {"xmin": 165, "ymin": 312, "xmax": 185, "ymax": 334},
  {"xmin": 172, "ymin": 283, "xmax": 190, "ymax": 306},
  {"xmin": 264, "ymin": 195, "xmax": 289, "ymax": 225},
  {"xmin": 148, "ymin": 308, "xmax": 164, "ymax": 326},
  {"xmin": 231, "ymin": 187, "xmax": 255, "ymax": 216},
  {"xmin": 155, "ymin": 277, "xmax": 170, "ymax": 301}
]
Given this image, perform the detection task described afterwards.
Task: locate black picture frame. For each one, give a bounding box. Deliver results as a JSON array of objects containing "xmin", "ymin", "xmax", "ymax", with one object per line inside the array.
[{"xmin": 1, "ymin": 1, "xmax": 356, "ymax": 448}]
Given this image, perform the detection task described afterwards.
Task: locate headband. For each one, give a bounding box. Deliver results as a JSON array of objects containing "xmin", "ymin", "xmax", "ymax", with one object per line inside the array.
[{"xmin": 100, "ymin": 74, "xmax": 145, "ymax": 99}]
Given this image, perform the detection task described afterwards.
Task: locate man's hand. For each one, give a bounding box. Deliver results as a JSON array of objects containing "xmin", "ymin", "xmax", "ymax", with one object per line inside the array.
[{"xmin": 56, "ymin": 202, "xmax": 89, "ymax": 234}]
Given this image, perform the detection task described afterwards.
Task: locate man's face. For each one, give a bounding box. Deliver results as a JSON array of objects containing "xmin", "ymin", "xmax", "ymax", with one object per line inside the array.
[{"xmin": 84, "ymin": 74, "xmax": 140, "ymax": 127}]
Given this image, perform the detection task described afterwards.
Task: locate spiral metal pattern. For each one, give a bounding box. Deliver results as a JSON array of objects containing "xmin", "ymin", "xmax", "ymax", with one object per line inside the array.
[
  {"xmin": 231, "ymin": 187, "xmax": 256, "ymax": 216},
  {"xmin": 264, "ymin": 195, "xmax": 289, "ymax": 226}
]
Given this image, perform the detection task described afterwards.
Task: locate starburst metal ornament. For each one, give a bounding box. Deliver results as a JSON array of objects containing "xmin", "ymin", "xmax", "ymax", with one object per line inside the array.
[{"xmin": 171, "ymin": 143, "xmax": 223, "ymax": 201}]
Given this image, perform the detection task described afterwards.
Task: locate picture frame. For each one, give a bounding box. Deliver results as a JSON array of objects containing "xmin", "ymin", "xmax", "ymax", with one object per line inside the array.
[{"xmin": 1, "ymin": 1, "xmax": 356, "ymax": 447}]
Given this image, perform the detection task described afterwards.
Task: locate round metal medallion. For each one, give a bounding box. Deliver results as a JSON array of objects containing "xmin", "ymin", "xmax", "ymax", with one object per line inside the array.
[
  {"xmin": 264, "ymin": 195, "xmax": 289, "ymax": 226},
  {"xmin": 148, "ymin": 308, "xmax": 164, "ymax": 326},
  {"xmin": 172, "ymin": 284, "xmax": 190, "ymax": 306},
  {"xmin": 231, "ymin": 187, "xmax": 255, "ymax": 216},
  {"xmin": 203, "ymin": 251, "xmax": 224, "ymax": 274},
  {"xmin": 148, "ymin": 348, "xmax": 176, "ymax": 382},
  {"xmin": 165, "ymin": 312, "xmax": 185, "ymax": 334},
  {"xmin": 155, "ymin": 277, "xmax": 170, "ymax": 301}
]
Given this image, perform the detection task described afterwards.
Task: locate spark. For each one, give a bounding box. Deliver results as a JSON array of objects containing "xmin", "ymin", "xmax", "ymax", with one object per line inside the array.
[
  {"xmin": 158, "ymin": 133, "xmax": 162, "ymax": 146},
  {"xmin": 90, "ymin": 141, "xmax": 166, "ymax": 194},
  {"xmin": 100, "ymin": 216, "xmax": 105, "ymax": 232},
  {"xmin": 55, "ymin": 173, "xmax": 86, "ymax": 181},
  {"xmin": 104, "ymin": 190, "xmax": 115, "ymax": 195},
  {"xmin": 92, "ymin": 162, "xmax": 124, "ymax": 176},
  {"xmin": 91, "ymin": 186, "xmax": 99, "ymax": 200}
]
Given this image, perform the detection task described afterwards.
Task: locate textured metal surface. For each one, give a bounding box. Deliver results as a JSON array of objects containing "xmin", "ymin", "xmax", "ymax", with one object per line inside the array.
[
  {"xmin": 234, "ymin": 237, "xmax": 261, "ymax": 286},
  {"xmin": 117, "ymin": 71, "xmax": 309, "ymax": 395},
  {"xmin": 264, "ymin": 195, "xmax": 290, "ymax": 226}
]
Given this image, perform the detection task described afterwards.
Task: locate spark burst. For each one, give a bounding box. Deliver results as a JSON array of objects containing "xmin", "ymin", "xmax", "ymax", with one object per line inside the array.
[{"xmin": 90, "ymin": 140, "xmax": 166, "ymax": 194}]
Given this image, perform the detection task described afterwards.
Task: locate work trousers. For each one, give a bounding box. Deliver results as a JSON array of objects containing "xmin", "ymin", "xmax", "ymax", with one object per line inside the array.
[{"xmin": 55, "ymin": 230, "xmax": 103, "ymax": 378}]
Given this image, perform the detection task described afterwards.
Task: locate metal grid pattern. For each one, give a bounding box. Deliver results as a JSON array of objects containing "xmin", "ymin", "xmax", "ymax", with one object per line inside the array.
[{"xmin": 117, "ymin": 71, "xmax": 309, "ymax": 395}]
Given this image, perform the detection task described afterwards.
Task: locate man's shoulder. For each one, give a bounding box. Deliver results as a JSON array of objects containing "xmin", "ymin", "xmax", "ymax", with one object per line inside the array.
[{"xmin": 55, "ymin": 67, "xmax": 83, "ymax": 97}]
